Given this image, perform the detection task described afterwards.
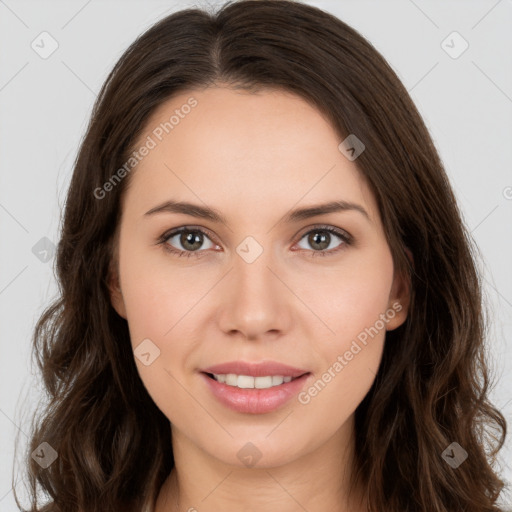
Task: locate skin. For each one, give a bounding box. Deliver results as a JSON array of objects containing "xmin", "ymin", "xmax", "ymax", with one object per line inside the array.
[{"xmin": 109, "ymin": 86, "xmax": 411, "ymax": 512}]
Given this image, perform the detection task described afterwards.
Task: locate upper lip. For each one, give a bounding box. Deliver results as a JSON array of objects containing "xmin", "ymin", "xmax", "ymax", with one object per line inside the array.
[{"xmin": 201, "ymin": 361, "xmax": 310, "ymax": 378}]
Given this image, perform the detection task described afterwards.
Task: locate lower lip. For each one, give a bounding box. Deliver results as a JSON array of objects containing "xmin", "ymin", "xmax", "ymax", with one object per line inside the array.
[{"xmin": 201, "ymin": 372, "xmax": 311, "ymax": 414}]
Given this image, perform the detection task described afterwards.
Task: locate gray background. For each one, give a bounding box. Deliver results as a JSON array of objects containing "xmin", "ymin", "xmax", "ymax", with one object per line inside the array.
[{"xmin": 1, "ymin": 0, "xmax": 511, "ymax": 509}]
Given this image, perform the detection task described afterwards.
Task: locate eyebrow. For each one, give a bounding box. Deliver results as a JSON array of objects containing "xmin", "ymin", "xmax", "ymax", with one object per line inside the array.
[{"xmin": 144, "ymin": 199, "xmax": 371, "ymax": 224}]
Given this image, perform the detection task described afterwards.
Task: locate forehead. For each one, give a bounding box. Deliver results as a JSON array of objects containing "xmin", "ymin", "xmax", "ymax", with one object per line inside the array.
[{"xmin": 124, "ymin": 86, "xmax": 379, "ymax": 225}]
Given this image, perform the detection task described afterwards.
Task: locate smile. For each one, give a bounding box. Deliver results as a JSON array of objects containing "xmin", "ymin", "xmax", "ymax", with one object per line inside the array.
[
  {"xmin": 201, "ymin": 371, "xmax": 311, "ymax": 414},
  {"xmin": 208, "ymin": 373, "xmax": 300, "ymax": 389}
]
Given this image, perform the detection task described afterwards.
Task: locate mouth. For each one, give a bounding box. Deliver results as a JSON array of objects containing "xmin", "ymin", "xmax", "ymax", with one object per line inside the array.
[
  {"xmin": 202, "ymin": 372, "xmax": 309, "ymax": 389},
  {"xmin": 200, "ymin": 371, "xmax": 312, "ymax": 414}
]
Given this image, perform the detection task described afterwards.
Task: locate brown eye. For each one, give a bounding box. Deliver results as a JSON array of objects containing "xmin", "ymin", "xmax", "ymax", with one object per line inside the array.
[
  {"xmin": 295, "ymin": 226, "xmax": 352, "ymax": 257},
  {"xmin": 162, "ymin": 228, "xmax": 216, "ymax": 257}
]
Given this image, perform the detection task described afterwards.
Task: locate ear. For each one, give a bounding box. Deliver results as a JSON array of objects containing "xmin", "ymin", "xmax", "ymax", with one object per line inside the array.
[
  {"xmin": 108, "ymin": 262, "xmax": 127, "ymax": 319},
  {"xmin": 385, "ymin": 247, "xmax": 413, "ymax": 331}
]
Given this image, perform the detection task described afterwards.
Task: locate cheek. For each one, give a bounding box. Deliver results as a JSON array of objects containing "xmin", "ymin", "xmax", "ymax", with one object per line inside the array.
[
  {"xmin": 118, "ymin": 241, "xmax": 205, "ymax": 343},
  {"xmin": 306, "ymin": 247, "xmax": 395, "ymax": 344},
  {"xmin": 117, "ymin": 245, "xmax": 201, "ymax": 419},
  {"xmin": 301, "ymin": 249, "xmax": 393, "ymax": 404}
]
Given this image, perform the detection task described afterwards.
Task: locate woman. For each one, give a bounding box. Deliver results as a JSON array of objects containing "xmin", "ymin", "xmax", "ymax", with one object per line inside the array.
[{"xmin": 15, "ymin": 1, "xmax": 507, "ymax": 511}]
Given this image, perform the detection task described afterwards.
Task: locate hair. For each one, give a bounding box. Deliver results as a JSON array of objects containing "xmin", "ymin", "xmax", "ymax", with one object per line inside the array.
[{"xmin": 14, "ymin": 0, "xmax": 508, "ymax": 511}]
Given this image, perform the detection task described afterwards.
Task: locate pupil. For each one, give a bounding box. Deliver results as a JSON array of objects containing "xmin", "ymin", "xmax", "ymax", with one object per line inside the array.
[
  {"xmin": 310, "ymin": 231, "xmax": 329, "ymax": 250},
  {"xmin": 182, "ymin": 231, "xmax": 202, "ymax": 251}
]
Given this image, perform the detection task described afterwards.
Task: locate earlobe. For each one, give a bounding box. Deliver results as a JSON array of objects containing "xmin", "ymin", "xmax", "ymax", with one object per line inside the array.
[{"xmin": 386, "ymin": 247, "xmax": 413, "ymax": 331}]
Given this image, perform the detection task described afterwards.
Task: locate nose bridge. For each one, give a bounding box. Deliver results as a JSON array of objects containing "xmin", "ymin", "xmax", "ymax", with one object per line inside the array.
[
  {"xmin": 232, "ymin": 233, "xmax": 279, "ymax": 299},
  {"xmin": 217, "ymin": 233, "xmax": 289, "ymax": 337}
]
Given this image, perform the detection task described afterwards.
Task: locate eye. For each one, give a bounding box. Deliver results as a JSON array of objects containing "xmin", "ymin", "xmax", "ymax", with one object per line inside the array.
[
  {"xmin": 159, "ymin": 227, "xmax": 217, "ymax": 258},
  {"xmin": 294, "ymin": 225, "xmax": 352, "ymax": 257},
  {"xmin": 157, "ymin": 224, "xmax": 353, "ymax": 259}
]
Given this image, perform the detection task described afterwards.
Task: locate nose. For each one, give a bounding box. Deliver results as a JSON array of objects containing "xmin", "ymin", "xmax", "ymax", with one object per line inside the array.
[{"xmin": 216, "ymin": 243, "xmax": 292, "ymax": 341}]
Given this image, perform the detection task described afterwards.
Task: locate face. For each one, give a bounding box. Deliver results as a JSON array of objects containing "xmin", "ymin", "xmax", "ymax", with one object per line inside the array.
[{"xmin": 109, "ymin": 86, "xmax": 410, "ymax": 469}]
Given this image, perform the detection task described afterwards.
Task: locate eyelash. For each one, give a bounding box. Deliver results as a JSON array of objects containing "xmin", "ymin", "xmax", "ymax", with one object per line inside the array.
[{"xmin": 157, "ymin": 225, "xmax": 353, "ymax": 259}]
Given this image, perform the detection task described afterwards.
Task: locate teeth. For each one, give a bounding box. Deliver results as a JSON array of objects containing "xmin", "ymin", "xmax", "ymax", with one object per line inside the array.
[{"xmin": 213, "ymin": 373, "xmax": 294, "ymax": 389}]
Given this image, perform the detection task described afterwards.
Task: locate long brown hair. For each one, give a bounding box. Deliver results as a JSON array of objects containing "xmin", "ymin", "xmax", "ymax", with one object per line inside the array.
[{"xmin": 14, "ymin": 1, "xmax": 507, "ymax": 511}]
